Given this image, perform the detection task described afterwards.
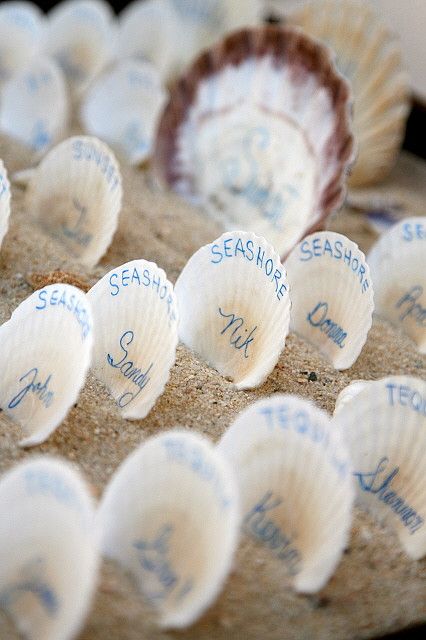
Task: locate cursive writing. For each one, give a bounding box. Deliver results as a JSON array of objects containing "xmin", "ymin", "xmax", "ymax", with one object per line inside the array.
[
  {"xmin": 395, "ymin": 285, "xmax": 426, "ymax": 327},
  {"xmin": 218, "ymin": 307, "xmax": 257, "ymax": 358},
  {"xmin": 62, "ymin": 197, "xmax": 93, "ymax": 247},
  {"xmin": 107, "ymin": 330, "xmax": 154, "ymax": 408},
  {"xmin": 8, "ymin": 368, "xmax": 54, "ymax": 410},
  {"xmin": 307, "ymin": 301, "xmax": 347, "ymax": 348}
]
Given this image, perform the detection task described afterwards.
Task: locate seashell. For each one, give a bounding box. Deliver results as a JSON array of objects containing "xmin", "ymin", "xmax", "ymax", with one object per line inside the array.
[
  {"xmin": 98, "ymin": 429, "xmax": 240, "ymax": 628},
  {"xmin": 0, "ymin": 456, "xmax": 99, "ymax": 640},
  {"xmin": 80, "ymin": 60, "xmax": 167, "ymax": 165},
  {"xmin": 0, "ymin": 159, "xmax": 11, "ymax": 248},
  {"xmin": 333, "ymin": 379, "xmax": 369, "ymax": 416},
  {"xmin": 218, "ymin": 394, "xmax": 354, "ymax": 592},
  {"xmin": 117, "ymin": 0, "xmax": 178, "ymax": 79},
  {"xmin": 285, "ymin": 231, "xmax": 374, "ymax": 370},
  {"xmin": 332, "ymin": 376, "xmax": 426, "ymax": 559},
  {"xmin": 0, "ymin": 2, "xmax": 43, "ymax": 85},
  {"xmin": 0, "ymin": 57, "xmax": 68, "ymax": 154},
  {"xmin": 87, "ymin": 259, "xmax": 178, "ymax": 419},
  {"xmin": 174, "ymin": 230, "xmax": 291, "ymax": 389},
  {"xmin": 367, "ymin": 217, "xmax": 425, "ymax": 354},
  {"xmin": 288, "ymin": 0, "xmax": 410, "ymax": 188},
  {"xmin": 44, "ymin": 0, "xmax": 115, "ymax": 97},
  {"xmin": 0, "ymin": 283, "xmax": 93, "ymax": 446},
  {"xmin": 24, "ymin": 135, "xmax": 122, "ymax": 268},
  {"xmin": 154, "ymin": 26, "xmax": 354, "ymax": 258}
]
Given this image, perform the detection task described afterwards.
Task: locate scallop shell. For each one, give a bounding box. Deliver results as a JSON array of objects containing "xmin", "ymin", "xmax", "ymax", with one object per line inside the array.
[
  {"xmin": 332, "ymin": 376, "xmax": 426, "ymax": 559},
  {"xmin": 174, "ymin": 230, "xmax": 291, "ymax": 389},
  {"xmin": 367, "ymin": 217, "xmax": 425, "ymax": 354},
  {"xmin": 0, "ymin": 57, "xmax": 68, "ymax": 154},
  {"xmin": 218, "ymin": 394, "xmax": 354, "ymax": 592},
  {"xmin": 87, "ymin": 259, "xmax": 178, "ymax": 419},
  {"xmin": 44, "ymin": 0, "xmax": 115, "ymax": 97},
  {"xmin": 154, "ymin": 26, "xmax": 354, "ymax": 258},
  {"xmin": 334, "ymin": 379, "xmax": 369, "ymax": 416},
  {"xmin": 0, "ymin": 2, "xmax": 43, "ymax": 85},
  {"xmin": 0, "ymin": 283, "xmax": 93, "ymax": 446},
  {"xmin": 80, "ymin": 60, "xmax": 167, "ymax": 165},
  {"xmin": 285, "ymin": 231, "xmax": 374, "ymax": 369},
  {"xmin": 0, "ymin": 159, "xmax": 11, "ymax": 248},
  {"xmin": 288, "ymin": 0, "xmax": 410, "ymax": 188},
  {"xmin": 0, "ymin": 457, "xmax": 99, "ymax": 640},
  {"xmin": 24, "ymin": 136, "xmax": 122, "ymax": 268},
  {"xmin": 98, "ymin": 430, "xmax": 240, "ymax": 628}
]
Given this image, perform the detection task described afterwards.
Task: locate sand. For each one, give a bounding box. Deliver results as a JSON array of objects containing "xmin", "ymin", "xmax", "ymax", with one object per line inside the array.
[{"xmin": 0, "ymin": 131, "xmax": 425, "ymax": 640}]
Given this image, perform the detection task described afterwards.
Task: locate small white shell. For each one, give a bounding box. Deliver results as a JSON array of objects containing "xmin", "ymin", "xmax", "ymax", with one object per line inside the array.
[
  {"xmin": 0, "ymin": 158, "xmax": 11, "ymax": 248},
  {"xmin": 0, "ymin": 57, "xmax": 68, "ymax": 154},
  {"xmin": 87, "ymin": 259, "xmax": 178, "ymax": 419},
  {"xmin": 117, "ymin": 0, "xmax": 177, "ymax": 79},
  {"xmin": 98, "ymin": 429, "xmax": 240, "ymax": 628},
  {"xmin": 0, "ymin": 284, "xmax": 93, "ymax": 446},
  {"xmin": 175, "ymin": 230, "xmax": 291, "ymax": 389},
  {"xmin": 218, "ymin": 394, "xmax": 354, "ymax": 592},
  {"xmin": 334, "ymin": 379, "xmax": 369, "ymax": 416},
  {"xmin": 289, "ymin": 0, "xmax": 410, "ymax": 187},
  {"xmin": 44, "ymin": 0, "xmax": 115, "ymax": 97},
  {"xmin": 24, "ymin": 136, "xmax": 122, "ymax": 268},
  {"xmin": 80, "ymin": 60, "xmax": 167, "ymax": 165},
  {"xmin": 0, "ymin": 2, "xmax": 43, "ymax": 84},
  {"xmin": 0, "ymin": 456, "xmax": 99, "ymax": 640},
  {"xmin": 285, "ymin": 231, "xmax": 374, "ymax": 370},
  {"xmin": 332, "ymin": 376, "xmax": 426, "ymax": 560},
  {"xmin": 368, "ymin": 217, "xmax": 426, "ymax": 354}
]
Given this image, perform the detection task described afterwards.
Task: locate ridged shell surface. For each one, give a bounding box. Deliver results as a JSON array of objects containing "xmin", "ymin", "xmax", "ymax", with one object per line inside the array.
[
  {"xmin": 87, "ymin": 260, "xmax": 179, "ymax": 419},
  {"xmin": 0, "ymin": 159, "xmax": 11, "ymax": 248},
  {"xmin": 368, "ymin": 217, "xmax": 425, "ymax": 354},
  {"xmin": 218, "ymin": 394, "xmax": 354, "ymax": 592},
  {"xmin": 333, "ymin": 376, "xmax": 426, "ymax": 559},
  {"xmin": 174, "ymin": 230, "xmax": 291, "ymax": 389},
  {"xmin": 98, "ymin": 430, "xmax": 240, "ymax": 628},
  {"xmin": 289, "ymin": 0, "xmax": 410, "ymax": 187},
  {"xmin": 0, "ymin": 284, "xmax": 93, "ymax": 446},
  {"xmin": 25, "ymin": 136, "xmax": 122, "ymax": 267},
  {"xmin": 285, "ymin": 231, "xmax": 374, "ymax": 369},
  {"xmin": 0, "ymin": 457, "xmax": 99, "ymax": 640},
  {"xmin": 154, "ymin": 26, "xmax": 354, "ymax": 258}
]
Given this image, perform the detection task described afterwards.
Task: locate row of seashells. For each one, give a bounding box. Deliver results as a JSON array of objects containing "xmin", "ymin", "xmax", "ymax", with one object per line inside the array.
[
  {"xmin": 1, "ymin": 377, "xmax": 425, "ymax": 639},
  {"xmin": 0, "ymin": 2, "xmax": 410, "ymax": 187}
]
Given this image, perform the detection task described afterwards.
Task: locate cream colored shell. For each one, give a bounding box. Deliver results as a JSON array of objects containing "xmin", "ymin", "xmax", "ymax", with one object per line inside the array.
[{"xmin": 0, "ymin": 159, "xmax": 11, "ymax": 249}]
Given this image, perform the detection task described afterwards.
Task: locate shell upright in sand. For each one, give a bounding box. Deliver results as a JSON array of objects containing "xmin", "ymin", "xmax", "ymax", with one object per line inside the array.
[
  {"xmin": 285, "ymin": 231, "xmax": 374, "ymax": 369},
  {"xmin": 0, "ymin": 159, "xmax": 11, "ymax": 248},
  {"xmin": 218, "ymin": 394, "xmax": 354, "ymax": 592},
  {"xmin": 87, "ymin": 259, "xmax": 178, "ymax": 419},
  {"xmin": 288, "ymin": 0, "xmax": 410, "ymax": 187},
  {"xmin": 98, "ymin": 430, "xmax": 240, "ymax": 628},
  {"xmin": 333, "ymin": 376, "xmax": 426, "ymax": 559},
  {"xmin": 154, "ymin": 26, "xmax": 354, "ymax": 257},
  {"xmin": 0, "ymin": 457, "xmax": 99, "ymax": 640},
  {"xmin": 174, "ymin": 230, "xmax": 291, "ymax": 389}
]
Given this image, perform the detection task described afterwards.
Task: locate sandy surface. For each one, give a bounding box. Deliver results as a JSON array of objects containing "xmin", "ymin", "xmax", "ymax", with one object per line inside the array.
[{"xmin": 0, "ymin": 132, "xmax": 425, "ymax": 640}]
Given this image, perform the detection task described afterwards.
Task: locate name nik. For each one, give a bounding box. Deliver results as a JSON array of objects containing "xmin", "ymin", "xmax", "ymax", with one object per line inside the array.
[
  {"xmin": 107, "ymin": 330, "xmax": 154, "ymax": 407},
  {"xmin": 218, "ymin": 308, "xmax": 257, "ymax": 358},
  {"xmin": 8, "ymin": 368, "xmax": 54, "ymax": 410}
]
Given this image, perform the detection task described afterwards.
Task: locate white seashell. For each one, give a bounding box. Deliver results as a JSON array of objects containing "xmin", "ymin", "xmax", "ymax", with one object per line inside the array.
[
  {"xmin": 0, "ymin": 2, "xmax": 43, "ymax": 85},
  {"xmin": 218, "ymin": 394, "xmax": 354, "ymax": 592},
  {"xmin": 87, "ymin": 259, "xmax": 178, "ymax": 419},
  {"xmin": 44, "ymin": 0, "xmax": 115, "ymax": 97},
  {"xmin": 288, "ymin": 0, "xmax": 410, "ymax": 187},
  {"xmin": 332, "ymin": 376, "xmax": 426, "ymax": 559},
  {"xmin": 333, "ymin": 379, "xmax": 369, "ymax": 416},
  {"xmin": 80, "ymin": 60, "xmax": 167, "ymax": 165},
  {"xmin": 98, "ymin": 429, "xmax": 240, "ymax": 628},
  {"xmin": 0, "ymin": 57, "xmax": 68, "ymax": 154},
  {"xmin": 0, "ymin": 283, "xmax": 93, "ymax": 446},
  {"xmin": 0, "ymin": 159, "xmax": 11, "ymax": 248},
  {"xmin": 24, "ymin": 135, "xmax": 122, "ymax": 268},
  {"xmin": 117, "ymin": 0, "xmax": 177, "ymax": 79},
  {"xmin": 285, "ymin": 231, "xmax": 374, "ymax": 370},
  {"xmin": 0, "ymin": 457, "xmax": 99, "ymax": 640},
  {"xmin": 174, "ymin": 230, "xmax": 291, "ymax": 389},
  {"xmin": 367, "ymin": 217, "xmax": 426, "ymax": 354},
  {"xmin": 154, "ymin": 26, "xmax": 354, "ymax": 258}
]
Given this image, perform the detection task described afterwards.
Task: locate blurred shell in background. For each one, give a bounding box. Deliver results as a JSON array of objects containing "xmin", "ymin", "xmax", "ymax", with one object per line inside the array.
[
  {"xmin": 154, "ymin": 26, "xmax": 354, "ymax": 258},
  {"xmin": 288, "ymin": 0, "xmax": 410, "ymax": 187},
  {"xmin": 0, "ymin": 159, "xmax": 11, "ymax": 249},
  {"xmin": 0, "ymin": 1, "xmax": 44, "ymax": 86}
]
